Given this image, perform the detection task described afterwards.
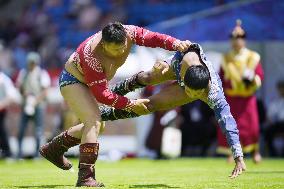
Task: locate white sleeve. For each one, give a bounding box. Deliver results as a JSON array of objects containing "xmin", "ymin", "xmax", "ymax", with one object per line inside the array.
[
  {"xmin": 3, "ymin": 73, "xmax": 19, "ymax": 101},
  {"xmin": 40, "ymin": 70, "xmax": 51, "ymax": 88}
]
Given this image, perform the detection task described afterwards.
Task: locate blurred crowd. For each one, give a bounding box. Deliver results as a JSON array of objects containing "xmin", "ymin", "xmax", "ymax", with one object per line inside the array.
[
  {"xmin": 0, "ymin": 0, "xmax": 127, "ymax": 78},
  {"xmin": 0, "ymin": 0, "xmax": 237, "ymax": 77}
]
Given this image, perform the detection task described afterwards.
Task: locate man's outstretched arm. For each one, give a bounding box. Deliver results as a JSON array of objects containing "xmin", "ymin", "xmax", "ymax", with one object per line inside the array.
[
  {"xmin": 100, "ymin": 105, "xmax": 140, "ymax": 121},
  {"xmin": 209, "ymin": 86, "xmax": 246, "ymax": 178},
  {"xmin": 109, "ymin": 59, "xmax": 176, "ymax": 96},
  {"xmin": 101, "ymin": 82, "xmax": 188, "ymax": 121},
  {"xmin": 124, "ymin": 25, "xmax": 191, "ymax": 52},
  {"xmin": 109, "ymin": 72, "xmax": 146, "ymax": 96}
]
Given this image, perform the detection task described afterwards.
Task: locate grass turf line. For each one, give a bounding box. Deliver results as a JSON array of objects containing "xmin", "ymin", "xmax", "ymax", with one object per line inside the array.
[{"xmin": 0, "ymin": 158, "xmax": 283, "ymax": 189}]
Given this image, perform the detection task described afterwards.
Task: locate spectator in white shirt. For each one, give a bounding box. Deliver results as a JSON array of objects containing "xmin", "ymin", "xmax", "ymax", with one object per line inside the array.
[
  {"xmin": 0, "ymin": 71, "xmax": 18, "ymax": 158},
  {"xmin": 16, "ymin": 52, "xmax": 51, "ymax": 159}
]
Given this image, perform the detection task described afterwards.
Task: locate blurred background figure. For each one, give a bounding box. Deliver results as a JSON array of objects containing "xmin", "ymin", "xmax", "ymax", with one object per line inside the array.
[
  {"xmin": 0, "ymin": 40, "xmax": 14, "ymax": 77},
  {"xmin": 146, "ymin": 109, "xmax": 170, "ymax": 159},
  {"xmin": 49, "ymin": 101, "xmax": 80, "ymax": 141},
  {"xmin": 135, "ymin": 85, "xmax": 155, "ymax": 158},
  {"xmin": 179, "ymin": 101, "xmax": 216, "ymax": 157},
  {"xmin": 16, "ymin": 52, "xmax": 51, "ymax": 159},
  {"xmin": 217, "ymin": 20, "xmax": 264, "ymax": 163},
  {"xmin": 145, "ymin": 83, "xmax": 179, "ymax": 159},
  {"xmin": 265, "ymin": 80, "xmax": 284, "ymax": 157},
  {"xmin": 0, "ymin": 70, "xmax": 18, "ymax": 159}
]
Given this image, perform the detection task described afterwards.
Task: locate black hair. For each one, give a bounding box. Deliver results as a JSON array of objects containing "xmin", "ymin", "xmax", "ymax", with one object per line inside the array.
[
  {"xmin": 102, "ymin": 22, "xmax": 126, "ymax": 44},
  {"xmin": 184, "ymin": 65, "xmax": 210, "ymax": 90}
]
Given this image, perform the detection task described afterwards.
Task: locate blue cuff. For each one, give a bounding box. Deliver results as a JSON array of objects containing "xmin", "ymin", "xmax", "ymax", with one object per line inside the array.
[{"xmin": 231, "ymin": 143, "xmax": 244, "ymax": 159}]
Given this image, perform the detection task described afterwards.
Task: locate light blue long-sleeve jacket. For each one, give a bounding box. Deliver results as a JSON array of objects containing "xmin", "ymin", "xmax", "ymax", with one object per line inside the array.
[{"xmin": 169, "ymin": 43, "xmax": 243, "ymax": 158}]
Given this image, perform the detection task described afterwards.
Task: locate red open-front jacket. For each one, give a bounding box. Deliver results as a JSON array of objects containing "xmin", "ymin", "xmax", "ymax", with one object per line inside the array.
[{"xmin": 76, "ymin": 25, "xmax": 180, "ymax": 109}]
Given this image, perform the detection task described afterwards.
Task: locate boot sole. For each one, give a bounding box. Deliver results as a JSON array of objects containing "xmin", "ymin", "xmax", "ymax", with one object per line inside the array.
[{"xmin": 76, "ymin": 182, "xmax": 105, "ymax": 187}]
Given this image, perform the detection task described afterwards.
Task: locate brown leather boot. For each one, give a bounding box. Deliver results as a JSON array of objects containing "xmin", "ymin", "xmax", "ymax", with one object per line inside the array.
[
  {"xmin": 76, "ymin": 143, "xmax": 104, "ymax": 187},
  {"xmin": 39, "ymin": 131, "xmax": 80, "ymax": 170}
]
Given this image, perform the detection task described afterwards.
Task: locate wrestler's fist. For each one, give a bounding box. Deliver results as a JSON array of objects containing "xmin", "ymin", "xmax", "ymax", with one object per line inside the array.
[
  {"xmin": 229, "ymin": 156, "xmax": 246, "ymax": 179},
  {"xmin": 176, "ymin": 40, "xmax": 191, "ymax": 52},
  {"xmin": 153, "ymin": 60, "xmax": 170, "ymax": 75},
  {"xmin": 131, "ymin": 99, "xmax": 150, "ymax": 115}
]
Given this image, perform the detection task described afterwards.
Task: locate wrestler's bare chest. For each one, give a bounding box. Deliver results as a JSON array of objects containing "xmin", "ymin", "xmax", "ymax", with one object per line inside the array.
[
  {"xmin": 65, "ymin": 34, "xmax": 133, "ymax": 82},
  {"xmin": 65, "ymin": 48, "xmax": 130, "ymax": 83},
  {"xmin": 95, "ymin": 50, "xmax": 130, "ymax": 80},
  {"xmin": 90, "ymin": 36, "xmax": 132, "ymax": 80}
]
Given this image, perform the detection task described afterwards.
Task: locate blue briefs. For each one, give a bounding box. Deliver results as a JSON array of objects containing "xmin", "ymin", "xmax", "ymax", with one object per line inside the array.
[{"xmin": 59, "ymin": 69, "xmax": 83, "ymax": 89}]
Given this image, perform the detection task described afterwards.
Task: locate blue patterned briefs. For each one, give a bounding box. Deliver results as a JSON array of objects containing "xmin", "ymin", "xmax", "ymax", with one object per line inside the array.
[{"xmin": 59, "ymin": 69, "xmax": 83, "ymax": 89}]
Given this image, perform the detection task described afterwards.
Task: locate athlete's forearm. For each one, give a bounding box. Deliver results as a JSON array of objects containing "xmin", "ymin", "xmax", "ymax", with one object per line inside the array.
[
  {"xmin": 99, "ymin": 106, "xmax": 141, "ymax": 121},
  {"xmin": 109, "ymin": 72, "xmax": 146, "ymax": 96},
  {"xmin": 125, "ymin": 25, "xmax": 180, "ymax": 51},
  {"xmin": 212, "ymin": 91, "xmax": 243, "ymax": 158}
]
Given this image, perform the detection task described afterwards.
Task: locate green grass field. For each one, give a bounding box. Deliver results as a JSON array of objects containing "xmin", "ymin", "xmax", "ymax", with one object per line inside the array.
[{"xmin": 0, "ymin": 158, "xmax": 283, "ymax": 189}]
